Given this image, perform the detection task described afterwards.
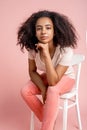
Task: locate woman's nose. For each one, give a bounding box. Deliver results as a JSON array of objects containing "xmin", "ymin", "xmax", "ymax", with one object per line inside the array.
[{"xmin": 41, "ymin": 28, "xmax": 46, "ymax": 34}]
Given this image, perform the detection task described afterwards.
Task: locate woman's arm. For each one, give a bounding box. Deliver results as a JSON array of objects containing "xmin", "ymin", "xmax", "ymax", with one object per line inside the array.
[
  {"xmin": 44, "ymin": 54, "xmax": 68, "ymax": 86},
  {"xmin": 36, "ymin": 43, "xmax": 68, "ymax": 86},
  {"xmin": 28, "ymin": 59, "xmax": 47, "ymax": 103}
]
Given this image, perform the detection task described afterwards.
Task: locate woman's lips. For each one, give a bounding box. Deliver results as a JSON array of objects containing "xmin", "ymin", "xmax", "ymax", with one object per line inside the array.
[{"xmin": 40, "ymin": 36, "xmax": 48, "ymax": 40}]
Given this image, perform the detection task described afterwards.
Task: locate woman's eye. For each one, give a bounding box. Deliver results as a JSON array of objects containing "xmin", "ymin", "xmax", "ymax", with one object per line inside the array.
[
  {"xmin": 36, "ymin": 28, "xmax": 41, "ymax": 31},
  {"xmin": 46, "ymin": 27, "xmax": 51, "ymax": 29}
]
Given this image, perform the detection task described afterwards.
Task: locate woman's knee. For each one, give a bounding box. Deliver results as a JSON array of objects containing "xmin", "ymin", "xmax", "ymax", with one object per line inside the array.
[
  {"xmin": 20, "ymin": 80, "xmax": 33, "ymax": 97},
  {"xmin": 47, "ymin": 86, "xmax": 58, "ymax": 95}
]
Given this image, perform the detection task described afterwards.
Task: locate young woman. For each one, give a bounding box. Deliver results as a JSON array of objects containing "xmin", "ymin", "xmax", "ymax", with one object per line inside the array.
[{"xmin": 17, "ymin": 10, "xmax": 77, "ymax": 130}]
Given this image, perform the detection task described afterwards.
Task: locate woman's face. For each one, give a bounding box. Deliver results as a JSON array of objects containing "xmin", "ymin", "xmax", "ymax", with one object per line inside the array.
[{"xmin": 35, "ymin": 17, "xmax": 54, "ymax": 44}]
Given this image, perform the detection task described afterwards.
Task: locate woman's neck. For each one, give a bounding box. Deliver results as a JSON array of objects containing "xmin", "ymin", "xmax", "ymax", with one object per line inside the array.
[{"xmin": 49, "ymin": 44, "xmax": 56, "ymax": 59}]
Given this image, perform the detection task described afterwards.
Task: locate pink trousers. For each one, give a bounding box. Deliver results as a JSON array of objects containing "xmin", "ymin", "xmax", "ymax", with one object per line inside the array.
[{"xmin": 21, "ymin": 75, "xmax": 75, "ymax": 130}]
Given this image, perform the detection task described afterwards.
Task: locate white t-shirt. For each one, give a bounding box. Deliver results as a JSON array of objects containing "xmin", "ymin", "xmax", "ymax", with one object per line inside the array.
[{"xmin": 28, "ymin": 46, "xmax": 75, "ymax": 79}]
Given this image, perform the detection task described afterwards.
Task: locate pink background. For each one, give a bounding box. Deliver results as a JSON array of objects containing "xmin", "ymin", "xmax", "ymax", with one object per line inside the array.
[{"xmin": 0, "ymin": 0, "xmax": 87, "ymax": 130}]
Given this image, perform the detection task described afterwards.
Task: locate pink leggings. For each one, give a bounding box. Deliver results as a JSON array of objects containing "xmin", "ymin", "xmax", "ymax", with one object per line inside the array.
[{"xmin": 21, "ymin": 75, "xmax": 75, "ymax": 130}]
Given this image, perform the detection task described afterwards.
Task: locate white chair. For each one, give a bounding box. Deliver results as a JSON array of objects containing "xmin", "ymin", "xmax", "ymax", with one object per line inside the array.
[{"xmin": 30, "ymin": 54, "xmax": 85, "ymax": 130}]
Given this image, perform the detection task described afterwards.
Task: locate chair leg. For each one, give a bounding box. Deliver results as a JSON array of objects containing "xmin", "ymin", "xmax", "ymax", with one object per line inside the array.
[
  {"xmin": 62, "ymin": 99, "xmax": 68, "ymax": 130},
  {"xmin": 30, "ymin": 111, "xmax": 34, "ymax": 130},
  {"xmin": 76, "ymin": 96, "xmax": 82, "ymax": 130}
]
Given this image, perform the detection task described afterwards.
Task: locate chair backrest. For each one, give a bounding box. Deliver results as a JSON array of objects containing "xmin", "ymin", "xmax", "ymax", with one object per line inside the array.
[{"xmin": 71, "ymin": 54, "xmax": 85, "ymax": 90}]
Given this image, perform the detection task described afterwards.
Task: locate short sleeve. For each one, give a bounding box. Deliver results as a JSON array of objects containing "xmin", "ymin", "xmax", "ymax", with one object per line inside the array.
[
  {"xmin": 28, "ymin": 50, "xmax": 36, "ymax": 60},
  {"xmin": 59, "ymin": 47, "xmax": 73, "ymax": 66}
]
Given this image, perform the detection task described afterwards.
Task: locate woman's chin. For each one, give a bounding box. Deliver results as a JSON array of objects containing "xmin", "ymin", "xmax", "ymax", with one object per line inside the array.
[{"xmin": 39, "ymin": 40, "xmax": 48, "ymax": 44}]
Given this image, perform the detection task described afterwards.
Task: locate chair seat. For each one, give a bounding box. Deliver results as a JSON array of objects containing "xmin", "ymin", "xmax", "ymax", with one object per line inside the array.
[{"xmin": 60, "ymin": 88, "xmax": 77, "ymax": 99}]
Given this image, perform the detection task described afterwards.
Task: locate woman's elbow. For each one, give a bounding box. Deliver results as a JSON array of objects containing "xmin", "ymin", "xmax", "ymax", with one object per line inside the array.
[{"xmin": 48, "ymin": 79, "xmax": 59, "ymax": 86}]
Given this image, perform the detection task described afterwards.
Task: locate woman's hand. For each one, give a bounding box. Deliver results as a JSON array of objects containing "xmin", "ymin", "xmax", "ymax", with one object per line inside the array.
[
  {"xmin": 41, "ymin": 88, "xmax": 47, "ymax": 104},
  {"xmin": 35, "ymin": 43, "xmax": 50, "ymax": 58}
]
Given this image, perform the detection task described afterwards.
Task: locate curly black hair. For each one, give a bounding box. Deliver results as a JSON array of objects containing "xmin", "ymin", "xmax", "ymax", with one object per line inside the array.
[{"xmin": 17, "ymin": 10, "xmax": 77, "ymax": 51}]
